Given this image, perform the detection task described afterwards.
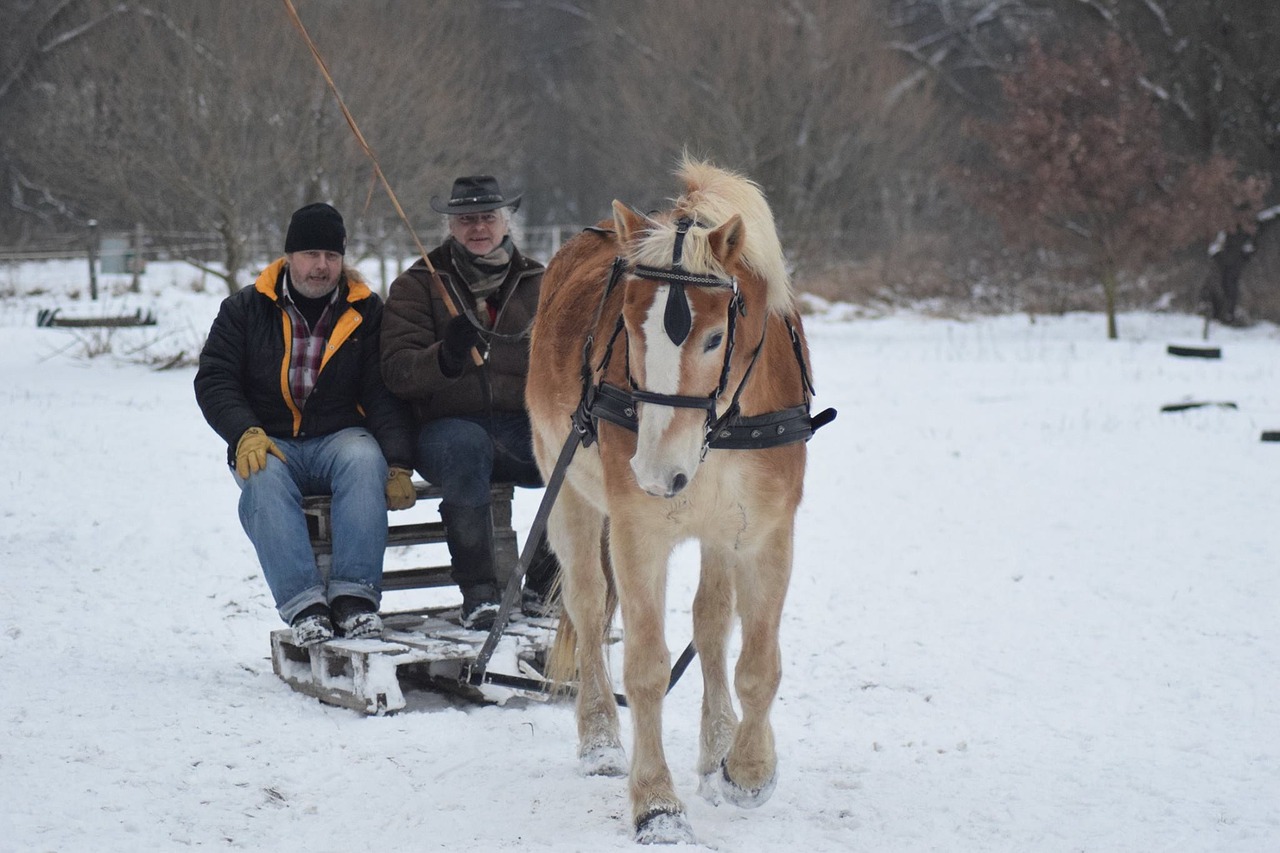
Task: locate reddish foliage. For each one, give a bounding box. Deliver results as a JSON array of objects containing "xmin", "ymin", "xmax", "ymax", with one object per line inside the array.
[{"xmin": 960, "ymin": 34, "xmax": 1268, "ymax": 271}]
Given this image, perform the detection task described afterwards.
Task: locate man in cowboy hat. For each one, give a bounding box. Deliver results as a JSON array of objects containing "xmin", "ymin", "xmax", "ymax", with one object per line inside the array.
[
  {"xmin": 196, "ymin": 203, "xmax": 417, "ymax": 647},
  {"xmin": 380, "ymin": 176, "xmax": 558, "ymax": 630}
]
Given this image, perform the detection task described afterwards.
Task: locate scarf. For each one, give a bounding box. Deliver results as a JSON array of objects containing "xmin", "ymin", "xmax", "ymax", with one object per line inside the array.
[{"xmin": 449, "ymin": 236, "xmax": 513, "ymax": 324}]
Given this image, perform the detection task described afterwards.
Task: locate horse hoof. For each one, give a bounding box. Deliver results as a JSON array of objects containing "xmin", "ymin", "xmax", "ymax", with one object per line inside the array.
[
  {"xmin": 579, "ymin": 743, "xmax": 628, "ymax": 778},
  {"xmin": 634, "ymin": 808, "xmax": 696, "ymax": 845},
  {"xmin": 718, "ymin": 759, "xmax": 778, "ymax": 809}
]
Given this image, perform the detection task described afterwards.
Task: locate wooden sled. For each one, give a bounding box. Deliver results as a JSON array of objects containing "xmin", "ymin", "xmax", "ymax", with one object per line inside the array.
[
  {"xmin": 270, "ymin": 481, "xmax": 587, "ymax": 713},
  {"xmin": 270, "ymin": 607, "xmax": 560, "ymax": 714}
]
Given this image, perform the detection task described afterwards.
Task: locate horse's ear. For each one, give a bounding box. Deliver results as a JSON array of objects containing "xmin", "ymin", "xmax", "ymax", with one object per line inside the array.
[
  {"xmin": 612, "ymin": 200, "xmax": 656, "ymax": 244},
  {"xmin": 708, "ymin": 214, "xmax": 746, "ymax": 270}
]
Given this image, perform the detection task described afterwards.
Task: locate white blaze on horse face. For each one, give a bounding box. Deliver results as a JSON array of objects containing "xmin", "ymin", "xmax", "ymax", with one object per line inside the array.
[{"xmin": 630, "ymin": 285, "xmax": 705, "ymax": 498}]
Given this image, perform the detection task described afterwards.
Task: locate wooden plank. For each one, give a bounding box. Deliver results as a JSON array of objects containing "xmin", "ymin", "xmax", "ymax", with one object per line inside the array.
[
  {"xmin": 303, "ymin": 481, "xmax": 521, "ymax": 592},
  {"xmin": 382, "ymin": 566, "xmax": 452, "ymax": 590}
]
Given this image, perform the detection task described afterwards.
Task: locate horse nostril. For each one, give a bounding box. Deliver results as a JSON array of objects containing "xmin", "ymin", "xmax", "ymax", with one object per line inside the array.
[{"xmin": 669, "ymin": 473, "xmax": 688, "ymax": 495}]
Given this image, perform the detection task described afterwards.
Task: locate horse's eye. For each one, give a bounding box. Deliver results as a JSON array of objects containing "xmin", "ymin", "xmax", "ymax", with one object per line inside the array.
[{"xmin": 703, "ymin": 332, "xmax": 724, "ymax": 352}]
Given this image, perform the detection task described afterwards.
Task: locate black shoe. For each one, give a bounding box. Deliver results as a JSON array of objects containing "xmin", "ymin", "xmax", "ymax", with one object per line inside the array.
[
  {"xmin": 460, "ymin": 585, "xmax": 500, "ymax": 631},
  {"xmin": 290, "ymin": 603, "xmax": 334, "ymax": 647},
  {"xmin": 331, "ymin": 596, "xmax": 383, "ymax": 639}
]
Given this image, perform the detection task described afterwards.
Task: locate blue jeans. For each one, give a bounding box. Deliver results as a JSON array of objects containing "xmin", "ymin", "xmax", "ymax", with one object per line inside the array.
[
  {"xmin": 415, "ymin": 413, "xmax": 543, "ymax": 508},
  {"xmin": 234, "ymin": 427, "xmax": 388, "ymax": 624}
]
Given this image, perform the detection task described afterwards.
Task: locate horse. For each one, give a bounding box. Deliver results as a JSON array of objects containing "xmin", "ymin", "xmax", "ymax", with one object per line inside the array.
[{"xmin": 526, "ymin": 157, "xmax": 833, "ymax": 844}]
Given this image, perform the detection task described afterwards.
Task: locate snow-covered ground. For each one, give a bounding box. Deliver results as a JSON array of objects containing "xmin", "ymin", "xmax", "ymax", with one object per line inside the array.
[{"xmin": 2, "ymin": 260, "xmax": 1278, "ymax": 851}]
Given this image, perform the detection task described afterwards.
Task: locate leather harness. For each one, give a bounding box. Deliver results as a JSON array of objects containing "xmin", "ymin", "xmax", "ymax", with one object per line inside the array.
[{"xmin": 573, "ymin": 220, "xmax": 836, "ymax": 453}]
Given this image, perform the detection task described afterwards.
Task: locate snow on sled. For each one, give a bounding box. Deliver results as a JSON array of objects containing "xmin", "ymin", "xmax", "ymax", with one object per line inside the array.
[
  {"xmin": 270, "ymin": 608, "xmax": 560, "ymax": 715},
  {"xmin": 268, "ymin": 482, "xmax": 575, "ymax": 714}
]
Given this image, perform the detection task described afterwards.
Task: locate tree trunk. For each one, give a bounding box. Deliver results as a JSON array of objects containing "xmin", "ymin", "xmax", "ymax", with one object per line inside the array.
[
  {"xmin": 1102, "ymin": 267, "xmax": 1119, "ymax": 340},
  {"xmin": 217, "ymin": 218, "xmax": 244, "ymax": 296}
]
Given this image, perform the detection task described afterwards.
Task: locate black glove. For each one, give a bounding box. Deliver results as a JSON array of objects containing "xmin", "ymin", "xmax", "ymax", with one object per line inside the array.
[{"xmin": 438, "ymin": 314, "xmax": 483, "ymax": 377}]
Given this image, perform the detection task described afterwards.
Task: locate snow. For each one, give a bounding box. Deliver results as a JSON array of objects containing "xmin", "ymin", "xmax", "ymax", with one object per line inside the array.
[{"xmin": 3, "ymin": 260, "xmax": 1279, "ymax": 851}]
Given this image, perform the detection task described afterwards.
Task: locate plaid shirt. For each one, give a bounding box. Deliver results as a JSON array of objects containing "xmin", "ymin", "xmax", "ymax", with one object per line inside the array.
[{"xmin": 282, "ymin": 275, "xmax": 338, "ymax": 410}]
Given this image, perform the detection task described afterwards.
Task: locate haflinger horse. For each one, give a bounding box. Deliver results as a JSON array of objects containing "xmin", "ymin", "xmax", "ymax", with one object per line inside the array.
[{"xmin": 526, "ymin": 157, "xmax": 833, "ymax": 844}]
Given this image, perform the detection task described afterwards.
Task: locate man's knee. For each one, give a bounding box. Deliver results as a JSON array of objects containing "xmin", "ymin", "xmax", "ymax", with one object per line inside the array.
[
  {"xmin": 237, "ymin": 458, "xmax": 297, "ymax": 512},
  {"xmin": 417, "ymin": 420, "xmax": 494, "ymax": 480},
  {"xmin": 330, "ymin": 430, "xmax": 388, "ymax": 481}
]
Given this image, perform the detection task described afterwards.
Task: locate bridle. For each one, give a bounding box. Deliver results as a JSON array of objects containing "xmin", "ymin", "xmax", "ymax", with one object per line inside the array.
[{"xmin": 573, "ymin": 218, "xmax": 835, "ymax": 455}]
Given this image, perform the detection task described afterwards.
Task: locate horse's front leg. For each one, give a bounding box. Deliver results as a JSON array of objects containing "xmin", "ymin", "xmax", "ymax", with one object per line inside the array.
[
  {"xmin": 610, "ymin": 520, "xmax": 693, "ymax": 844},
  {"xmin": 693, "ymin": 543, "xmax": 737, "ymax": 805},
  {"xmin": 550, "ymin": 486, "xmax": 626, "ymax": 777},
  {"xmin": 720, "ymin": 523, "xmax": 792, "ymax": 809}
]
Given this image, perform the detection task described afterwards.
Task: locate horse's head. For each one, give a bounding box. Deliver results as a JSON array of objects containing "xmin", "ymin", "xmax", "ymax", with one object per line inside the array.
[{"xmin": 611, "ymin": 200, "xmax": 750, "ymax": 498}]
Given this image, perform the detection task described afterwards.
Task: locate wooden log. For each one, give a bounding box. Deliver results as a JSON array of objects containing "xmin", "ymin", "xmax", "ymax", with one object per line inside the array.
[{"xmin": 1166, "ymin": 343, "xmax": 1221, "ymax": 359}]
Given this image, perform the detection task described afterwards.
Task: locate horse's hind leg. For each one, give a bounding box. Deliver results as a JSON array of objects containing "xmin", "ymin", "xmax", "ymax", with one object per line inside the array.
[
  {"xmin": 693, "ymin": 544, "xmax": 738, "ymax": 805},
  {"xmin": 719, "ymin": 525, "xmax": 792, "ymax": 809},
  {"xmin": 550, "ymin": 486, "xmax": 625, "ymax": 777}
]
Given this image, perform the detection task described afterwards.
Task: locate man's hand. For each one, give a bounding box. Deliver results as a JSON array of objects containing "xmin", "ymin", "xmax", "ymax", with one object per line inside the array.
[
  {"xmin": 438, "ymin": 314, "xmax": 483, "ymax": 376},
  {"xmin": 235, "ymin": 427, "xmax": 286, "ymax": 478},
  {"xmin": 386, "ymin": 467, "xmax": 417, "ymax": 510}
]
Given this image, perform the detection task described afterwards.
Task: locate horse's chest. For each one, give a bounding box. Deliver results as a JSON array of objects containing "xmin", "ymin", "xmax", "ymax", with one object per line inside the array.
[{"xmin": 655, "ymin": 475, "xmax": 757, "ymax": 538}]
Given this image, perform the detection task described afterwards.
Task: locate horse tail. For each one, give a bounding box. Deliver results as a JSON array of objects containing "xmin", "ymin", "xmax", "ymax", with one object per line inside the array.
[{"xmin": 546, "ymin": 611, "xmax": 578, "ymax": 691}]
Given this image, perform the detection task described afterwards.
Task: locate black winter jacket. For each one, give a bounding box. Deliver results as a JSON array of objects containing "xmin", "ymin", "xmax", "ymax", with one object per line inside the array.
[{"xmin": 195, "ymin": 257, "xmax": 414, "ymax": 469}]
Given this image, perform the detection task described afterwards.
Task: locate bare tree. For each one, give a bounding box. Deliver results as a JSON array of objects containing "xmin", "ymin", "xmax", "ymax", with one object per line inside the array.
[
  {"xmin": 0, "ymin": 0, "xmax": 153, "ymax": 239},
  {"xmin": 283, "ymin": 2, "xmax": 530, "ymax": 249},
  {"xmin": 524, "ymin": 0, "xmax": 942, "ymax": 281},
  {"xmin": 4, "ymin": 1, "xmax": 527, "ymax": 292}
]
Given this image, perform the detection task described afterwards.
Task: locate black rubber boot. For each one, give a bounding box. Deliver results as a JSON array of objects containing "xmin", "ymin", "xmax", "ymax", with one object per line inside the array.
[
  {"xmin": 440, "ymin": 503, "xmax": 498, "ymax": 588},
  {"xmin": 441, "ymin": 503, "xmax": 500, "ymax": 629}
]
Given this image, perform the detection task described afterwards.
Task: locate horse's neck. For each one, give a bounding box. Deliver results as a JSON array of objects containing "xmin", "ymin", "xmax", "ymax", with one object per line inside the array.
[{"xmin": 733, "ymin": 311, "xmax": 808, "ymax": 416}]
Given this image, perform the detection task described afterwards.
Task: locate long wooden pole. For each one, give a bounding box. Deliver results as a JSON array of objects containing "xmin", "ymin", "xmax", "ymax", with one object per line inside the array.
[{"xmin": 281, "ymin": 0, "xmax": 483, "ymax": 365}]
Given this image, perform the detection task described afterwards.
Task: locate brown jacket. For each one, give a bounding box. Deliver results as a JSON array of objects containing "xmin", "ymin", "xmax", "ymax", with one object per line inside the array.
[{"xmin": 380, "ymin": 241, "xmax": 544, "ymax": 422}]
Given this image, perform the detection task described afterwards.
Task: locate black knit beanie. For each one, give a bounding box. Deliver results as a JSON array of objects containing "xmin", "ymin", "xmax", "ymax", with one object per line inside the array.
[{"xmin": 285, "ymin": 203, "xmax": 346, "ymax": 255}]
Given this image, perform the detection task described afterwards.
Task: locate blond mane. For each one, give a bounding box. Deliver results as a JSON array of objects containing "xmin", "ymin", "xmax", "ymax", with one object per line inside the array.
[{"xmin": 629, "ymin": 155, "xmax": 794, "ymax": 315}]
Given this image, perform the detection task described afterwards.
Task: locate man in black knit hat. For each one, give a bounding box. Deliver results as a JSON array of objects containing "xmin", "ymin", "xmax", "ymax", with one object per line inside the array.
[{"xmin": 195, "ymin": 203, "xmax": 417, "ymax": 647}]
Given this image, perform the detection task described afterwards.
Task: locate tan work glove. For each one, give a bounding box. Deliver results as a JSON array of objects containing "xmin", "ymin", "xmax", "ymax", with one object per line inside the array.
[
  {"xmin": 386, "ymin": 467, "xmax": 417, "ymax": 510},
  {"xmin": 235, "ymin": 427, "xmax": 286, "ymax": 478}
]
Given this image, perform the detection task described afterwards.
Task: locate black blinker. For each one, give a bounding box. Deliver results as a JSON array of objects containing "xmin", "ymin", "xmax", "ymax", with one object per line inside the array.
[
  {"xmin": 663, "ymin": 217, "xmax": 695, "ymax": 345},
  {"xmin": 664, "ymin": 283, "xmax": 691, "ymax": 345}
]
